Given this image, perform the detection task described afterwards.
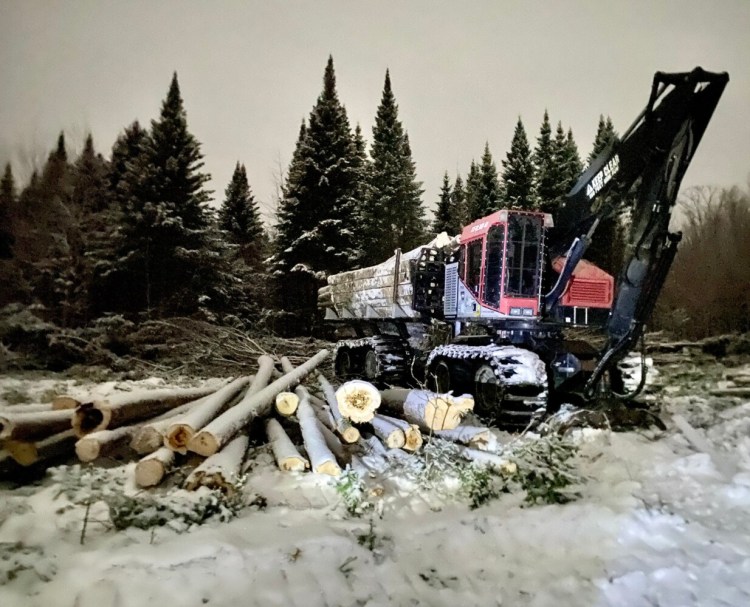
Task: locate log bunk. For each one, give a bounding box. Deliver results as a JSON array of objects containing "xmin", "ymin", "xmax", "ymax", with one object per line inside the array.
[{"xmin": 1, "ymin": 347, "xmax": 501, "ymax": 493}]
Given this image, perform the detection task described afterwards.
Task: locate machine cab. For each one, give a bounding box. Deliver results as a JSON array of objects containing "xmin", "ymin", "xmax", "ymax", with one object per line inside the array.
[{"xmin": 443, "ymin": 210, "xmax": 553, "ymax": 321}]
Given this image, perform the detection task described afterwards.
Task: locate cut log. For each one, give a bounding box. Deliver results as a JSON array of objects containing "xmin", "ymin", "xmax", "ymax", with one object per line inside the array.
[
  {"xmin": 380, "ymin": 389, "xmax": 466, "ymax": 431},
  {"xmin": 51, "ymin": 396, "xmax": 81, "ymax": 410},
  {"xmin": 359, "ymin": 435, "xmax": 389, "ymax": 457},
  {"xmin": 184, "ymin": 434, "xmax": 249, "ymax": 494},
  {"xmin": 1, "ymin": 403, "xmax": 54, "ymax": 414},
  {"xmin": 4, "ymin": 429, "xmax": 77, "ymax": 466},
  {"xmin": 335, "ymin": 380, "xmax": 381, "ymax": 423},
  {"xmin": 72, "ymin": 383, "xmax": 226, "ymax": 437},
  {"xmin": 135, "ymin": 447, "xmax": 176, "ymax": 488},
  {"xmin": 0, "ymin": 409, "xmax": 74, "ymax": 441},
  {"xmin": 129, "ymin": 400, "xmax": 201, "ymax": 455},
  {"xmin": 75, "ymin": 425, "xmax": 136, "ymax": 462},
  {"xmin": 274, "ymin": 392, "xmax": 300, "ymax": 417},
  {"xmin": 457, "ymin": 446, "xmax": 517, "ymax": 475},
  {"xmin": 370, "ymin": 415, "xmax": 405, "ymax": 449},
  {"xmin": 164, "ymin": 376, "xmax": 253, "ymax": 453},
  {"xmin": 435, "ymin": 426, "xmax": 496, "ymax": 450},
  {"xmin": 188, "ymin": 350, "xmax": 330, "ymax": 456},
  {"xmin": 297, "ymin": 394, "xmax": 341, "ymax": 476},
  {"xmin": 710, "ymin": 387, "xmax": 750, "ymax": 398},
  {"xmin": 317, "ymin": 376, "xmax": 361, "ymax": 442},
  {"xmin": 265, "ymin": 418, "xmax": 308, "ymax": 472},
  {"xmin": 376, "ymin": 413, "xmax": 423, "ymax": 452}
]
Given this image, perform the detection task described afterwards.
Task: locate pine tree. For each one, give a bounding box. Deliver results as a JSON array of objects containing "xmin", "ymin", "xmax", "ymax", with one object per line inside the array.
[
  {"xmin": 451, "ymin": 174, "xmax": 468, "ymax": 232},
  {"xmin": 219, "ymin": 162, "xmax": 264, "ymax": 265},
  {"xmin": 533, "ymin": 110, "xmax": 559, "ymax": 213},
  {"xmin": 361, "ymin": 69, "xmax": 426, "ymax": 265},
  {"xmin": 72, "ymin": 134, "xmax": 109, "ymax": 213},
  {"xmin": 546, "ymin": 122, "xmax": 583, "ymax": 217},
  {"xmin": 432, "ymin": 172, "xmax": 453, "ymax": 234},
  {"xmin": 115, "ymin": 72, "xmax": 214, "ymax": 316},
  {"xmin": 475, "ymin": 143, "xmax": 502, "ymax": 218},
  {"xmin": 465, "ymin": 160, "xmax": 481, "ymax": 221},
  {"xmin": 351, "ymin": 123, "xmax": 372, "ymax": 236},
  {"xmin": 109, "ymin": 121, "xmax": 146, "ymax": 206},
  {"xmin": 0, "ymin": 163, "xmax": 16, "ymax": 259},
  {"xmin": 501, "ymin": 118, "xmax": 535, "ymax": 210},
  {"xmin": 274, "ymin": 57, "xmax": 363, "ymax": 277}
]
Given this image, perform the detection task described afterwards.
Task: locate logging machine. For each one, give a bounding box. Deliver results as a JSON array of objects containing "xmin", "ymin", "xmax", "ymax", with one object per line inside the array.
[{"xmin": 317, "ymin": 68, "xmax": 729, "ymax": 424}]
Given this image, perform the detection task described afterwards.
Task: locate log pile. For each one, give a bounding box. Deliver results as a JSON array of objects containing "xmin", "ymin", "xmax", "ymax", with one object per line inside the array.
[{"xmin": 1, "ymin": 348, "xmax": 501, "ymax": 496}]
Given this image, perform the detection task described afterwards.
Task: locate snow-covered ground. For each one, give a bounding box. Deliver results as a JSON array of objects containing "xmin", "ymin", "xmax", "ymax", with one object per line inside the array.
[{"xmin": 2, "ymin": 358, "xmax": 750, "ymax": 607}]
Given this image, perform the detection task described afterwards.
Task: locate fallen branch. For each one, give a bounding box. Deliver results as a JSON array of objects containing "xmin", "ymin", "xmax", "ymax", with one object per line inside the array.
[
  {"xmin": 266, "ymin": 418, "xmax": 308, "ymax": 472},
  {"xmin": 188, "ymin": 350, "xmax": 329, "ymax": 456}
]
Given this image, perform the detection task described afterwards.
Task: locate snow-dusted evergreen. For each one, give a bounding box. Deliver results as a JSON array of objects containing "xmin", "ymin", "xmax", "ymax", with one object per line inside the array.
[
  {"xmin": 360, "ymin": 69, "xmax": 426, "ymax": 266},
  {"xmin": 219, "ymin": 162, "xmax": 264, "ymax": 265},
  {"xmin": 501, "ymin": 118, "xmax": 535, "ymax": 210},
  {"xmin": 476, "ymin": 142, "xmax": 502, "ymax": 218}
]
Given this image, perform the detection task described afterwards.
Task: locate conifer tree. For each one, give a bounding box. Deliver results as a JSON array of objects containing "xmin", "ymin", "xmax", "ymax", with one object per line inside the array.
[
  {"xmin": 501, "ymin": 118, "xmax": 535, "ymax": 209},
  {"xmin": 451, "ymin": 174, "xmax": 468, "ymax": 232},
  {"xmin": 219, "ymin": 162, "xmax": 264, "ymax": 264},
  {"xmin": 475, "ymin": 142, "xmax": 502, "ymax": 218},
  {"xmin": 465, "ymin": 160, "xmax": 481, "ymax": 221},
  {"xmin": 588, "ymin": 115, "xmax": 618, "ymax": 164},
  {"xmin": 115, "ymin": 72, "xmax": 214, "ymax": 315},
  {"xmin": 546, "ymin": 122, "xmax": 584, "ymax": 216},
  {"xmin": 273, "ymin": 57, "xmax": 363, "ymax": 278},
  {"xmin": 0, "ymin": 163, "xmax": 16, "ymax": 258},
  {"xmin": 109, "ymin": 121, "xmax": 146, "ymax": 206},
  {"xmin": 432, "ymin": 172, "xmax": 453, "ymax": 234},
  {"xmin": 72, "ymin": 134, "xmax": 110, "ymax": 212},
  {"xmin": 533, "ymin": 110, "xmax": 559, "ymax": 213},
  {"xmin": 351, "ymin": 124, "xmax": 372, "ymax": 235},
  {"xmin": 361, "ymin": 69, "xmax": 426, "ymax": 264}
]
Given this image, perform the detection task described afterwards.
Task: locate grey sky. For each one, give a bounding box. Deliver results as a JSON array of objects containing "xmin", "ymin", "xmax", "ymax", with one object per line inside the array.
[{"xmin": 1, "ymin": 0, "xmax": 748, "ymax": 221}]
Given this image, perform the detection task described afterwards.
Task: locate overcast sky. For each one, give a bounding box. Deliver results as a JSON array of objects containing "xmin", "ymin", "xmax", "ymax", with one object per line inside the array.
[{"xmin": 1, "ymin": 0, "xmax": 748, "ymax": 221}]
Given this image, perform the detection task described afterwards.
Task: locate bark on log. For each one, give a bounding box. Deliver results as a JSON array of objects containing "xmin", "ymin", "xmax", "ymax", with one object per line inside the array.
[
  {"xmin": 370, "ymin": 415, "xmax": 405, "ymax": 449},
  {"xmin": 318, "ymin": 376, "xmax": 361, "ymax": 442},
  {"xmin": 135, "ymin": 447, "xmax": 176, "ymax": 488},
  {"xmin": 1, "ymin": 403, "xmax": 54, "ymax": 414},
  {"xmin": 435, "ymin": 426, "xmax": 496, "ymax": 450},
  {"xmin": 184, "ymin": 434, "xmax": 249, "ymax": 494},
  {"xmin": 51, "ymin": 396, "xmax": 81, "ymax": 410},
  {"xmin": 165, "ymin": 376, "xmax": 253, "ymax": 453},
  {"xmin": 380, "ymin": 389, "xmax": 466, "ymax": 431},
  {"xmin": 335, "ymin": 380, "xmax": 381, "ymax": 423},
  {"xmin": 265, "ymin": 418, "xmax": 308, "ymax": 472},
  {"xmin": 188, "ymin": 350, "xmax": 330, "ymax": 457},
  {"xmin": 297, "ymin": 393, "xmax": 341, "ymax": 476},
  {"xmin": 75, "ymin": 426, "xmax": 136, "ymax": 462},
  {"xmin": 275, "ymin": 392, "xmax": 300, "ymax": 417},
  {"xmin": 0, "ymin": 409, "xmax": 74, "ymax": 441},
  {"xmin": 72, "ymin": 383, "xmax": 225, "ymax": 437},
  {"xmin": 710, "ymin": 387, "xmax": 750, "ymax": 398},
  {"xmin": 4, "ymin": 429, "xmax": 77, "ymax": 466},
  {"xmin": 376, "ymin": 413, "xmax": 423, "ymax": 451}
]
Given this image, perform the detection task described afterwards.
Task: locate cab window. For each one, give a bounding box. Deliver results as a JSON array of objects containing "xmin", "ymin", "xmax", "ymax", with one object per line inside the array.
[
  {"xmin": 465, "ymin": 239, "xmax": 483, "ymax": 296},
  {"xmin": 483, "ymin": 225, "xmax": 504, "ymax": 307}
]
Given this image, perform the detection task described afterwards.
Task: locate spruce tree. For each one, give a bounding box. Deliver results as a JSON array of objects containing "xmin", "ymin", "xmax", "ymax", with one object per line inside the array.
[
  {"xmin": 451, "ymin": 174, "xmax": 468, "ymax": 232},
  {"xmin": 475, "ymin": 142, "xmax": 502, "ymax": 218},
  {"xmin": 115, "ymin": 72, "xmax": 214, "ymax": 316},
  {"xmin": 432, "ymin": 172, "xmax": 453, "ymax": 234},
  {"xmin": 351, "ymin": 124, "xmax": 372, "ymax": 237},
  {"xmin": 219, "ymin": 162, "xmax": 264, "ymax": 265},
  {"xmin": 501, "ymin": 118, "xmax": 535, "ymax": 209},
  {"xmin": 465, "ymin": 160, "xmax": 481, "ymax": 221},
  {"xmin": 546, "ymin": 122, "xmax": 583, "ymax": 217},
  {"xmin": 274, "ymin": 57, "xmax": 363, "ymax": 277},
  {"xmin": 0, "ymin": 163, "xmax": 16, "ymax": 258},
  {"xmin": 72, "ymin": 134, "xmax": 109, "ymax": 213},
  {"xmin": 588, "ymin": 115, "xmax": 618, "ymax": 164},
  {"xmin": 533, "ymin": 110, "xmax": 559, "ymax": 213},
  {"xmin": 361, "ymin": 69, "xmax": 426, "ymax": 265},
  {"xmin": 109, "ymin": 121, "xmax": 146, "ymax": 206}
]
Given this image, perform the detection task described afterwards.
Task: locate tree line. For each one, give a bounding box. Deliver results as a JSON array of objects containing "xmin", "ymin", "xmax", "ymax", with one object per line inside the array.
[{"xmin": 0, "ymin": 56, "xmax": 690, "ymax": 336}]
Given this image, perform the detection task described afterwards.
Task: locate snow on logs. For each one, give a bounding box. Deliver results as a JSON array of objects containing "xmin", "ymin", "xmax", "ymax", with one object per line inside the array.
[
  {"xmin": 0, "ymin": 409, "xmax": 74, "ymax": 441},
  {"xmin": 4, "ymin": 429, "xmax": 78, "ymax": 466},
  {"xmin": 265, "ymin": 418, "xmax": 308, "ymax": 472},
  {"xmin": 188, "ymin": 350, "xmax": 330, "ymax": 457},
  {"xmin": 72, "ymin": 383, "xmax": 225, "ymax": 437},
  {"xmin": 334, "ymin": 380, "xmax": 381, "ymax": 423},
  {"xmin": 184, "ymin": 434, "xmax": 249, "ymax": 494},
  {"xmin": 435, "ymin": 426, "xmax": 496, "ymax": 451},
  {"xmin": 297, "ymin": 391, "xmax": 342, "ymax": 476},
  {"xmin": 75, "ymin": 425, "xmax": 137, "ymax": 462},
  {"xmin": 375, "ymin": 413, "xmax": 423, "ymax": 451},
  {"xmin": 380, "ymin": 388, "xmax": 473, "ymax": 431},
  {"xmin": 164, "ymin": 375, "xmax": 255, "ymax": 453}
]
